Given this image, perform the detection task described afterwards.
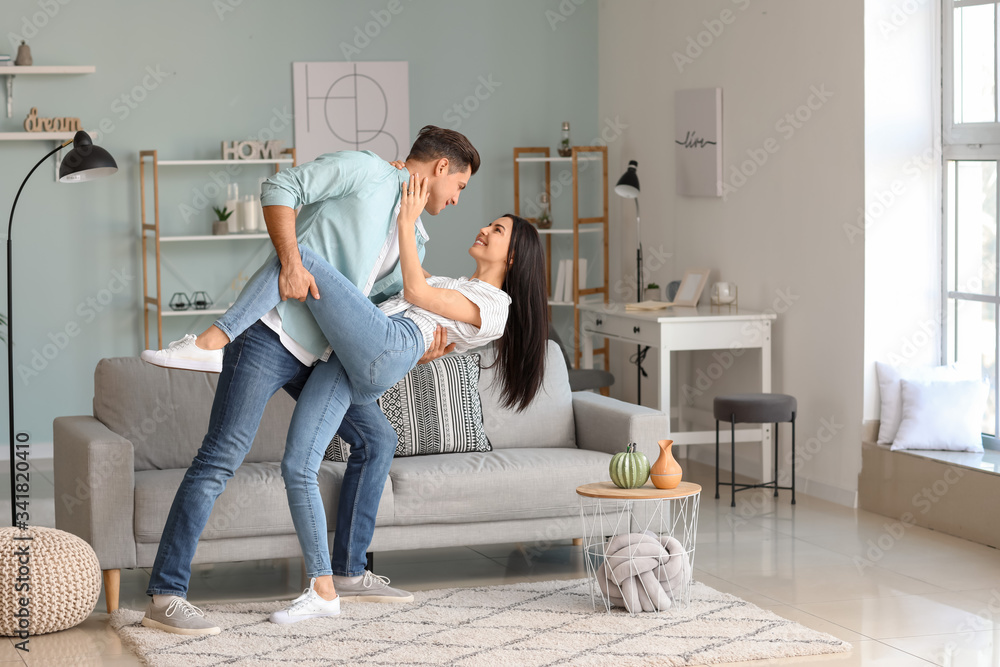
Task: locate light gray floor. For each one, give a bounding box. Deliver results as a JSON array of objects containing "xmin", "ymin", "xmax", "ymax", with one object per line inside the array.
[{"xmin": 1, "ymin": 457, "xmax": 998, "ymax": 665}]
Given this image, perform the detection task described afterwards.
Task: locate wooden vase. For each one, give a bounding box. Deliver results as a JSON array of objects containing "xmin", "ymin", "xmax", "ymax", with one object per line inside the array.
[{"xmin": 650, "ymin": 439, "xmax": 682, "ymax": 489}]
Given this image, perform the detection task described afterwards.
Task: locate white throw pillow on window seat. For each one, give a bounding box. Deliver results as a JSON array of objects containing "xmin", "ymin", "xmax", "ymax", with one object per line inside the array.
[
  {"xmin": 875, "ymin": 361, "xmax": 977, "ymax": 445},
  {"xmin": 891, "ymin": 379, "xmax": 989, "ymax": 453}
]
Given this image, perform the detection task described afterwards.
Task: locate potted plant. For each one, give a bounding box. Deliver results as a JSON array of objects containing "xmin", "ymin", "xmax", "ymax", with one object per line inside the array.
[
  {"xmin": 647, "ymin": 282, "xmax": 661, "ymax": 301},
  {"xmin": 212, "ymin": 206, "xmax": 232, "ymax": 235}
]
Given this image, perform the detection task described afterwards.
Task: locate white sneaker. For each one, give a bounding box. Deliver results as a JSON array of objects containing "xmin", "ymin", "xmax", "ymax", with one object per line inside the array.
[
  {"xmin": 269, "ymin": 578, "xmax": 341, "ymax": 625},
  {"xmin": 141, "ymin": 334, "xmax": 223, "ymax": 373}
]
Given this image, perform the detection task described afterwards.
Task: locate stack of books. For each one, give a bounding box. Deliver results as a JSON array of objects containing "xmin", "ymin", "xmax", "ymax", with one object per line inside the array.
[
  {"xmin": 552, "ymin": 258, "xmax": 587, "ymax": 303},
  {"xmin": 624, "ymin": 300, "xmax": 672, "ymax": 311}
]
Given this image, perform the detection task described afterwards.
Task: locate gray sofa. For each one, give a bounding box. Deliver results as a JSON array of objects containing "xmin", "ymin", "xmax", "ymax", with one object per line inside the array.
[{"xmin": 53, "ymin": 342, "xmax": 667, "ymax": 612}]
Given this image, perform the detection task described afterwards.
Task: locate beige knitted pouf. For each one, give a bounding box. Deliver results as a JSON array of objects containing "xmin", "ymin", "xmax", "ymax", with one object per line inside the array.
[{"xmin": 0, "ymin": 526, "xmax": 101, "ymax": 636}]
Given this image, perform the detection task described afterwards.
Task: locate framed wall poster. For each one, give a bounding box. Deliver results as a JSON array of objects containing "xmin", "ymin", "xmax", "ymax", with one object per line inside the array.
[
  {"xmin": 293, "ymin": 61, "xmax": 410, "ymax": 164},
  {"xmin": 675, "ymin": 88, "xmax": 722, "ymax": 197},
  {"xmin": 671, "ymin": 269, "xmax": 711, "ymax": 307}
]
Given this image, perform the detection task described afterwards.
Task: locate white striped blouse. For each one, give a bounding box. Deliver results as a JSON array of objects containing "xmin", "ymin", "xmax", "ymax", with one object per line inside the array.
[{"xmin": 378, "ymin": 276, "xmax": 511, "ymax": 355}]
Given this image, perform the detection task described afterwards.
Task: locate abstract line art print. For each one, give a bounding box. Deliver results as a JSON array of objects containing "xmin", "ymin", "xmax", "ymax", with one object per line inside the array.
[{"xmin": 292, "ymin": 61, "xmax": 409, "ymax": 165}]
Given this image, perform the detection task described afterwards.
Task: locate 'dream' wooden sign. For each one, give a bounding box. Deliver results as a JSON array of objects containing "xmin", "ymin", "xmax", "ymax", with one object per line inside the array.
[
  {"xmin": 221, "ymin": 140, "xmax": 285, "ymax": 160},
  {"xmin": 23, "ymin": 108, "xmax": 82, "ymax": 133}
]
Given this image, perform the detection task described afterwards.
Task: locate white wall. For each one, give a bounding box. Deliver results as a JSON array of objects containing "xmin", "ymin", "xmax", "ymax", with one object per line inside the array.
[
  {"xmin": 862, "ymin": 0, "xmax": 941, "ymax": 423},
  {"xmin": 598, "ymin": 0, "xmax": 865, "ymax": 506}
]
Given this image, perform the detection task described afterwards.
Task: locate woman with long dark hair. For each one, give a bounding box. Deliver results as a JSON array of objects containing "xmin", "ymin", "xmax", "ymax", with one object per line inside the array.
[{"xmin": 142, "ymin": 174, "xmax": 548, "ymax": 622}]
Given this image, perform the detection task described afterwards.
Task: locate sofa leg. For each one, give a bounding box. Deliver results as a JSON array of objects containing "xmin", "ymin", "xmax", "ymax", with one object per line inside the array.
[
  {"xmin": 572, "ymin": 538, "xmax": 583, "ymax": 547},
  {"xmin": 103, "ymin": 569, "xmax": 120, "ymax": 613}
]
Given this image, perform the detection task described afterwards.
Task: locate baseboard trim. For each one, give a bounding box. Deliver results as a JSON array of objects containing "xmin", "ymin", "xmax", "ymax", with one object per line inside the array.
[{"xmin": 682, "ymin": 441, "xmax": 858, "ymax": 508}]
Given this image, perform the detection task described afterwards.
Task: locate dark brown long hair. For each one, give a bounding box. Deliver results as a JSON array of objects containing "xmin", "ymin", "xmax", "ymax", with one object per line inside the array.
[{"xmin": 491, "ymin": 214, "xmax": 548, "ymax": 411}]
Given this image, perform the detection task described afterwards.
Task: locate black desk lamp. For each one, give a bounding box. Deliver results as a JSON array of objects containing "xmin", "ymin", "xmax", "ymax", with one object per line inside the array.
[
  {"xmin": 614, "ymin": 160, "xmax": 649, "ymax": 405},
  {"xmin": 7, "ymin": 130, "xmax": 117, "ymax": 526}
]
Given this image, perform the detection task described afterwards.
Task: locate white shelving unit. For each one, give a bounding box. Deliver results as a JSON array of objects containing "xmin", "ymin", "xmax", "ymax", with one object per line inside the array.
[
  {"xmin": 139, "ymin": 148, "xmax": 296, "ymax": 348},
  {"xmin": 536, "ymin": 228, "xmax": 603, "ymax": 235},
  {"xmin": 513, "ymin": 145, "xmax": 610, "ymax": 371},
  {"xmin": 514, "ymin": 155, "xmax": 603, "ymax": 163},
  {"xmin": 0, "ymin": 131, "xmax": 78, "ymax": 140},
  {"xmin": 160, "ymin": 234, "xmax": 271, "ymax": 242},
  {"xmin": 162, "ymin": 309, "xmax": 229, "ymax": 318},
  {"xmin": 0, "ymin": 65, "xmax": 96, "ymax": 118},
  {"xmin": 157, "ymin": 159, "xmax": 294, "ymax": 166}
]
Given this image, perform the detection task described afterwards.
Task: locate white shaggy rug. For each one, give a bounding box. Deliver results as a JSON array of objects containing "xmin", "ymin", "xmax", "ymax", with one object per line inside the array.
[{"xmin": 110, "ymin": 578, "xmax": 851, "ymax": 666}]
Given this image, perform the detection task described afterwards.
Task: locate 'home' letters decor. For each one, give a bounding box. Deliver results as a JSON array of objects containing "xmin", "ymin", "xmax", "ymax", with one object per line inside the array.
[{"xmin": 221, "ymin": 140, "xmax": 285, "ymax": 160}]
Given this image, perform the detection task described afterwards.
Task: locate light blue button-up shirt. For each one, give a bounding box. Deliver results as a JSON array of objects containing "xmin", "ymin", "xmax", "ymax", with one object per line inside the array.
[{"xmin": 259, "ymin": 150, "xmax": 428, "ymax": 360}]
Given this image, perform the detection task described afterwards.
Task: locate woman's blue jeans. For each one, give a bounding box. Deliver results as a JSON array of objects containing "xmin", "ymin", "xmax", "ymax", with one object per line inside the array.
[{"xmin": 213, "ymin": 247, "xmax": 424, "ymax": 578}]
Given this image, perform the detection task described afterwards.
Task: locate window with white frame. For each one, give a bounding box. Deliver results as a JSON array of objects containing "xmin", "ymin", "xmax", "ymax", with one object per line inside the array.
[{"xmin": 944, "ymin": 0, "xmax": 1000, "ymax": 439}]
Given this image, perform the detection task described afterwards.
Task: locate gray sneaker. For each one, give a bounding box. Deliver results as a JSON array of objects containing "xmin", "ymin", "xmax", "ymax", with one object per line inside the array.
[
  {"xmin": 335, "ymin": 571, "xmax": 413, "ymax": 603},
  {"xmin": 141, "ymin": 597, "xmax": 221, "ymax": 636}
]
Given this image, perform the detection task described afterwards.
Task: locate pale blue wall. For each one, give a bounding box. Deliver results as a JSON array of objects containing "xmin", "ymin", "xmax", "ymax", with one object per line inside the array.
[{"xmin": 0, "ymin": 0, "xmax": 598, "ymax": 445}]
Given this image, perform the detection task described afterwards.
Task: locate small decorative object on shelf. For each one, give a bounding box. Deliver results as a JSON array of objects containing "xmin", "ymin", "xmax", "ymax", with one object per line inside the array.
[
  {"xmin": 537, "ymin": 192, "xmax": 552, "ymax": 229},
  {"xmin": 23, "ymin": 107, "xmax": 81, "ymax": 133},
  {"xmin": 225, "ymin": 183, "xmax": 240, "ymax": 233},
  {"xmin": 610, "ymin": 443, "xmax": 650, "ymax": 489},
  {"xmin": 169, "ymin": 292, "xmax": 191, "ymax": 311},
  {"xmin": 239, "ymin": 194, "xmax": 260, "ymax": 232},
  {"xmin": 221, "ymin": 139, "xmax": 285, "ymax": 160},
  {"xmin": 212, "ymin": 206, "xmax": 232, "ymax": 235},
  {"xmin": 650, "ymin": 439, "xmax": 682, "ymax": 489},
  {"xmin": 558, "ymin": 121, "xmax": 571, "ymax": 157},
  {"xmin": 710, "ymin": 281, "xmax": 738, "ymax": 311},
  {"xmin": 191, "ymin": 291, "xmax": 213, "ymax": 310},
  {"xmin": 14, "ymin": 41, "xmax": 31, "ymax": 66}
]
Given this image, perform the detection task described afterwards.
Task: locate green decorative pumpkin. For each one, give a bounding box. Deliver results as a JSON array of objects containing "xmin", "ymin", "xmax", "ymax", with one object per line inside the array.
[{"xmin": 610, "ymin": 443, "xmax": 650, "ymax": 489}]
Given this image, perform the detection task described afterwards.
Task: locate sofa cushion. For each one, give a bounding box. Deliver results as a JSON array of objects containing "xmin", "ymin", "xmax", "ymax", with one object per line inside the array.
[
  {"xmin": 478, "ymin": 341, "xmax": 576, "ymax": 450},
  {"xmin": 133, "ymin": 462, "xmax": 394, "ymax": 543},
  {"xmin": 326, "ymin": 353, "xmax": 491, "ymax": 461},
  {"xmin": 388, "ymin": 448, "xmax": 611, "ymax": 526},
  {"xmin": 94, "ymin": 358, "xmax": 295, "ymax": 471}
]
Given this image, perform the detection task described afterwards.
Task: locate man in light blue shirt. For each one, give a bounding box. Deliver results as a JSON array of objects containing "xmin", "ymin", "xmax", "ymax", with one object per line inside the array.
[{"xmin": 143, "ymin": 127, "xmax": 479, "ymax": 635}]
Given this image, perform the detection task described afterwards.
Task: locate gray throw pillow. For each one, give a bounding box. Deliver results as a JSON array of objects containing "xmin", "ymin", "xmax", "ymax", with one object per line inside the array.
[{"xmin": 324, "ymin": 353, "xmax": 491, "ymax": 461}]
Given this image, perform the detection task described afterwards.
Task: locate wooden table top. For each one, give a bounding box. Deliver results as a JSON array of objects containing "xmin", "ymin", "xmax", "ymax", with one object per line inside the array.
[{"xmin": 576, "ymin": 481, "xmax": 702, "ymax": 500}]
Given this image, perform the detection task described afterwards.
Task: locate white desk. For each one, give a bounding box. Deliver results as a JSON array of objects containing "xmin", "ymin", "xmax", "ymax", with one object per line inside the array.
[{"xmin": 578, "ymin": 303, "xmax": 777, "ymax": 482}]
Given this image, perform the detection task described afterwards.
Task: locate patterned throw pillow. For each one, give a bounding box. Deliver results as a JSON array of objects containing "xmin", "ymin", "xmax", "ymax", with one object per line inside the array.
[{"xmin": 324, "ymin": 353, "xmax": 492, "ymax": 461}]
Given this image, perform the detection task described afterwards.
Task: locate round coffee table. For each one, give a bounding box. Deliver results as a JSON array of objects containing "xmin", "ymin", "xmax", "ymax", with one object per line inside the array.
[{"xmin": 576, "ymin": 481, "xmax": 701, "ymax": 614}]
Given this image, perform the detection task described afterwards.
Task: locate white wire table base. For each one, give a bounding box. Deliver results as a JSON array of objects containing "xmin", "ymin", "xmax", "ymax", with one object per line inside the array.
[{"xmin": 577, "ymin": 483, "xmax": 700, "ymax": 615}]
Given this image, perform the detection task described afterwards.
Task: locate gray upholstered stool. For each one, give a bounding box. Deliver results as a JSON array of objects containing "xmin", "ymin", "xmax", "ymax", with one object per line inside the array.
[{"xmin": 714, "ymin": 393, "xmax": 796, "ymax": 507}]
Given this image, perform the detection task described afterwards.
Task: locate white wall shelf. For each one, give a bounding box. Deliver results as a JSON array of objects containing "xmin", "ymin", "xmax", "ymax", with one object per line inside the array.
[
  {"xmin": 1, "ymin": 65, "xmax": 96, "ymax": 118},
  {"xmin": 0, "ymin": 66, "xmax": 95, "ymax": 74},
  {"xmin": 0, "ymin": 130, "xmax": 97, "ymax": 180}
]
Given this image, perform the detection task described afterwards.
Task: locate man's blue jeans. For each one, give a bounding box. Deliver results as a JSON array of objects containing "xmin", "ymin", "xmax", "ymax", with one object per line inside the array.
[{"xmin": 145, "ymin": 322, "xmax": 402, "ymax": 594}]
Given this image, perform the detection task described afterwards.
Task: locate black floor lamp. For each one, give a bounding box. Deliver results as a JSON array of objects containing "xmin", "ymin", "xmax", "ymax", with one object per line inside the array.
[
  {"xmin": 614, "ymin": 160, "xmax": 649, "ymax": 406},
  {"xmin": 7, "ymin": 130, "xmax": 117, "ymax": 526}
]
